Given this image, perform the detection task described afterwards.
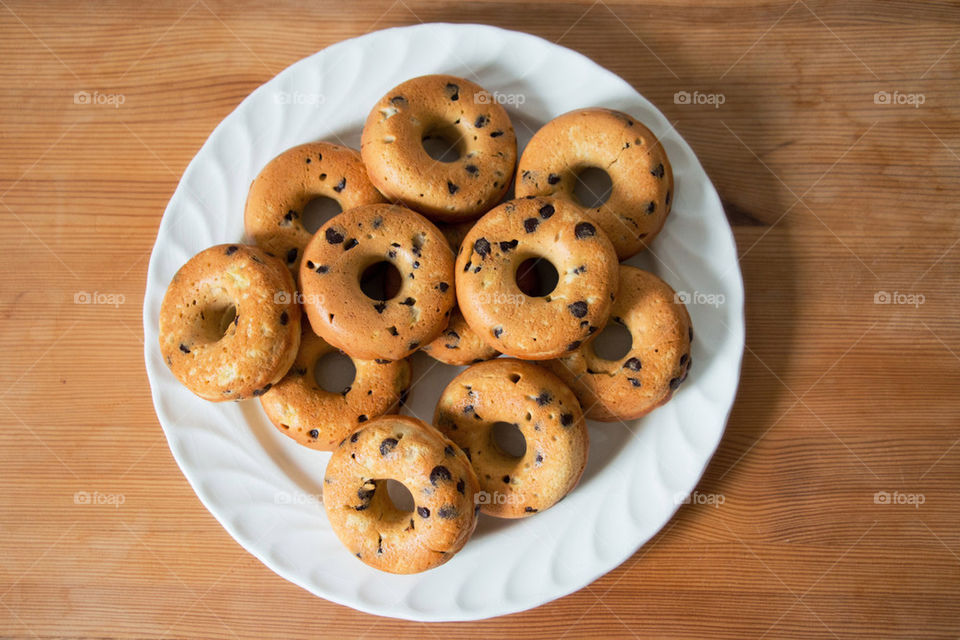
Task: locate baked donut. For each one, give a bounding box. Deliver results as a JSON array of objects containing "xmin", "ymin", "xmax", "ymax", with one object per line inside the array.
[
  {"xmin": 433, "ymin": 359, "xmax": 588, "ymax": 518},
  {"xmin": 323, "ymin": 415, "xmax": 480, "ymax": 574},
  {"xmin": 299, "ymin": 203, "xmax": 455, "ymax": 361},
  {"xmin": 158, "ymin": 244, "xmax": 300, "ymax": 401},
  {"xmin": 456, "ymin": 196, "xmax": 619, "ymax": 360},
  {"xmin": 244, "ymin": 142, "xmax": 385, "ymax": 273},
  {"xmin": 259, "ymin": 323, "xmax": 411, "ymax": 450},
  {"xmin": 421, "ymin": 307, "xmax": 499, "ymax": 366},
  {"xmin": 515, "ymin": 108, "xmax": 673, "ymax": 260},
  {"xmin": 361, "ymin": 74, "xmax": 517, "ymax": 222},
  {"xmin": 546, "ymin": 266, "xmax": 692, "ymax": 422}
]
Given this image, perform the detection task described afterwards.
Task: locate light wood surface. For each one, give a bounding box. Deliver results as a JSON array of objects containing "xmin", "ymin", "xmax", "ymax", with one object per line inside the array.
[{"xmin": 2, "ymin": 1, "xmax": 959, "ymax": 638}]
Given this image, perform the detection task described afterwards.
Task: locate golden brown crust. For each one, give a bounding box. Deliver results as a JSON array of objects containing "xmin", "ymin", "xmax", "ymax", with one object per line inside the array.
[
  {"xmin": 546, "ymin": 266, "xmax": 692, "ymax": 422},
  {"xmin": 259, "ymin": 323, "xmax": 411, "ymax": 450},
  {"xmin": 433, "ymin": 359, "xmax": 588, "ymax": 518},
  {"xmin": 455, "ymin": 196, "xmax": 619, "ymax": 360},
  {"xmin": 421, "ymin": 306, "xmax": 499, "ymax": 366},
  {"xmin": 158, "ymin": 244, "xmax": 301, "ymax": 401},
  {"xmin": 515, "ymin": 108, "xmax": 673, "ymax": 260},
  {"xmin": 244, "ymin": 142, "xmax": 385, "ymax": 274},
  {"xmin": 323, "ymin": 415, "xmax": 480, "ymax": 574},
  {"xmin": 299, "ymin": 204, "xmax": 456, "ymax": 361},
  {"xmin": 361, "ymin": 74, "xmax": 517, "ymax": 222}
]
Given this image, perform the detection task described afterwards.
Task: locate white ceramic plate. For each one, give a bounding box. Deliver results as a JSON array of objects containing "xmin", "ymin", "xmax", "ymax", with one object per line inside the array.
[{"xmin": 143, "ymin": 23, "xmax": 744, "ymax": 621}]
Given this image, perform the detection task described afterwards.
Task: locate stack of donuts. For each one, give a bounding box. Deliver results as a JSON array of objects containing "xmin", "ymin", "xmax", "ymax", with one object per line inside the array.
[{"xmin": 158, "ymin": 74, "xmax": 692, "ymax": 574}]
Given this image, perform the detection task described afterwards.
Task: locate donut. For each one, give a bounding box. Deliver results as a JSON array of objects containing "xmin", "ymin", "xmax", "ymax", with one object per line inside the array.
[
  {"xmin": 244, "ymin": 142, "xmax": 385, "ymax": 273},
  {"xmin": 515, "ymin": 108, "xmax": 674, "ymax": 260},
  {"xmin": 323, "ymin": 414, "xmax": 480, "ymax": 574},
  {"xmin": 361, "ymin": 74, "xmax": 518, "ymax": 222},
  {"xmin": 421, "ymin": 307, "xmax": 499, "ymax": 366},
  {"xmin": 455, "ymin": 196, "xmax": 619, "ymax": 360},
  {"xmin": 546, "ymin": 266, "xmax": 692, "ymax": 422},
  {"xmin": 158, "ymin": 244, "xmax": 301, "ymax": 401},
  {"xmin": 299, "ymin": 203, "xmax": 455, "ymax": 361},
  {"xmin": 259, "ymin": 323, "xmax": 411, "ymax": 450},
  {"xmin": 433, "ymin": 359, "xmax": 588, "ymax": 518}
]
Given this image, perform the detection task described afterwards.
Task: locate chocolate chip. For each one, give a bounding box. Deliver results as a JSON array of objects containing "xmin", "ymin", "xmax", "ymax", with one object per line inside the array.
[
  {"xmin": 408, "ymin": 340, "xmax": 419, "ymax": 350},
  {"xmin": 333, "ymin": 177, "xmax": 346, "ymax": 192},
  {"xmin": 536, "ymin": 391, "xmax": 551, "ymax": 406},
  {"xmin": 374, "ymin": 301, "xmax": 386, "ymax": 313},
  {"xmin": 387, "ymin": 326, "xmax": 398, "ymax": 336},
  {"xmin": 547, "ymin": 173, "xmax": 561, "ymax": 185},
  {"xmin": 647, "ymin": 201, "xmax": 656, "ymax": 214},
  {"xmin": 466, "ymin": 164, "xmax": 478, "ymax": 174},
  {"xmin": 523, "ymin": 217, "xmax": 539, "ymax": 233},
  {"xmin": 306, "ymin": 260, "xmax": 315, "ymax": 270},
  {"xmin": 462, "ymin": 447, "xmax": 471, "ymax": 461},
  {"xmin": 437, "ymin": 282, "xmax": 449, "ymax": 292},
  {"xmin": 629, "ymin": 377, "xmax": 642, "ymax": 387},
  {"xmin": 539, "ymin": 204, "xmax": 555, "ymax": 219},
  {"xmin": 463, "ymin": 404, "xmax": 474, "ymax": 414},
  {"xmin": 535, "ymin": 452, "xmax": 543, "ymax": 465},
  {"xmin": 325, "ymin": 228, "xmax": 344, "ymax": 244},
  {"xmin": 309, "ymin": 429, "xmax": 319, "ymax": 439},
  {"xmin": 445, "ymin": 83, "xmax": 459, "ymax": 101},
  {"xmin": 669, "ymin": 377, "xmax": 681, "ymax": 390},
  {"xmin": 225, "ymin": 245, "xmax": 238, "ymax": 255},
  {"xmin": 390, "ymin": 95, "xmax": 406, "ymax": 106},
  {"xmin": 625, "ymin": 357, "xmax": 642, "ymax": 371},
  {"xmin": 490, "ymin": 130, "xmax": 503, "ymax": 137},
  {"xmin": 474, "ymin": 237, "xmax": 491, "ymax": 258},
  {"xmin": 448, "ymin": 181, "xmax": 459, "ymax": 195},
  {"xmin": 315, "ymin": 264, "xmax": 329, "ymax": 274},
  {"xmin": 502, "ymin": 475, "xmax": 510, "ymax": 483},
  {"xmin": 373, "ymin": 216, "xmax": 383, "ymax": 229},
  {"xmin": 285, "ymin": 247, "xmax": 298, "ymax": 264},
  {"xmin": 560, "ymin": 413, "xmax": 574, "ymax": 427},
  {"xmin": 651, "ymin": 163, "xmax": 665, "ymax": 178},
  {"xmin": 493, "ymin": 327, "xmax": 503, "ymax": 338},
  {"xmin": 525, "ymin": 506, "xmax": 538, "ymax": 513},
  {"xmin": 280, "ymin": 311, "xmax": 288, "ymax": 325},
  {"xmin": 573, "ymin": 265, "xmax": 586, "ymax": 275},
  {"xmin": 252, "ymin": 383, "xmax": 272, "ymax": 396},
  {"xmin": 430, "ymin": 466, "xmax": 452, "ymax": 485},
  {"xmin": 400, "ymin": 297, "xmax": 415, "ymax": 306},
  {"xmin": 438, "ymin": 505, "xmax": 458, "ymax": 519},
  {"xmin": 283, "ymin": 210, "xmax": 297, "ymax": 223},
  {"xmin": 350, "ymin": 432, "xmax": 360, "ymax": 443},
  {"xmin": 417, "ymin": 505, "xmax": 431, "ymax": 518},
  {"xmin": 680, "ymin": 353, "xmax": 689, "ymax": 366},
  {"xmin": 567, "ymin": 301, "xmax": 588, "ymax": 318},
  {"xmin": 179, "ymin": 344, "xmax": 190, "ymax": 354},
  {"xmin": 499, "ymin": 239, "xmax": 518, "ymax": 252},
  {"xmin": 666, "ymin": 190, "xmax": 672, "ymax": 206},
  {"xmin": 463, "ymin": 260, "xmax": 472, "ymax": 272},
  {"xmin": 474, "ymin": 115, "xmax": 488, "ymax": 128},
  {"xmin": 380, "ymin": 437, "xmax": 398, "ymax": 455},
  {"xmin": 568, "ymin": 340, "xmax": 581, "ymax": 351},
  {"xmin": 343, "ymin": 238, "xmax": 358, "ymax": 251},
  {"xmin": 575, "ymin": 222, "xmax": 596, "ymax": 238},
  {"xmin": 358, "ymin": 415, "xmax": 368, "ymax": 422},
  {"xmin": 457, "ymin": 478, "xmax": 465, "ymax": 494}
]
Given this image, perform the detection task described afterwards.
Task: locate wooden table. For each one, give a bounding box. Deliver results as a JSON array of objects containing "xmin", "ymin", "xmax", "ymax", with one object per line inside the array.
[{"xmin": 2, "ymin": 1, "xmax": 958, "ymax": 637}]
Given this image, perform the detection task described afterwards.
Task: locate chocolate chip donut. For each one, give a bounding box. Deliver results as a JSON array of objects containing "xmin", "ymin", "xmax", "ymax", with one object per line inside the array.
[
  {"xmin": 456, "ymin": 196, "xmax": 619, "ymax": 360},
  {"xmin": 259, "ymin": 323, "xmax": 411, "ymax": 450},
  {"xmin": 433, "ymin": 359, "xmax": 588, "ymax": 518},
  {"xmin": 299, "ymin": 203, "xmax": 455, "ymax": 361},
  {"xmin": 515, "ymin": 108, "xmax": 673, "ymax": 260},
  {"xmin": 421, "ymin": 307, "xmax": 499, "ymax": 366},
  {"xmin": 158, "ymin": 244, "xmax": 300, "ymax": 401},
  {"xmin": 323, "ymin": 415, "xmax": 480, "ymax": 574},
  {"xmin": 361, "ymin": 74, "xmax": 517, "ymax": 222},
  {"xmin": 546, "ymin": 266, "xmax": 692, "ymax": 422},
  {"xmin": 244, "ymin": 142, "xmax": 385, "ymax": 273}
]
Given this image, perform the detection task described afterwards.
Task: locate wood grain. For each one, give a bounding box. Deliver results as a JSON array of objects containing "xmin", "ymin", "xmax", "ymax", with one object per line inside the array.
[{"xmin": 1, "ymin": 0, "xmax": 959, "ymax": 638}]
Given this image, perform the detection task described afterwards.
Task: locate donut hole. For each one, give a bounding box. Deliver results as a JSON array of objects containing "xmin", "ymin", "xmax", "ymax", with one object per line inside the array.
[
  {"xmin": 360, "ymin": 260, "xmax": 403, "ymax": 301},
  {"xmin": 313, "ymin": 351, "xmax": 356, "ymax": 393},
  {"xmin": 592, "ymin": 322, "xmax": 633, "ymax": 361},
  {"xmin": 385, "ymin": 479, "xmax": 415, "ymax": 512},
  {"xmin": 302, "ymin": 196, "xmax": 343, "ymax": 234},
  {"xmin": 197, "ymin": 302, "xmax": 237, "ymax": 343},
  {"xmin": 573, "ymin": 167, "xmax": 613, "ymax": 208},
  {"xmin": 491, "ymin": 421, "xmax": 527, "ymax": 459},
  {"xmin": 515, "ymin": 257, "xmax": 559, "ymax": 298},
  {"xmin": 421, "ymin": 124, "xmax": 464, "ymax": 163}
]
